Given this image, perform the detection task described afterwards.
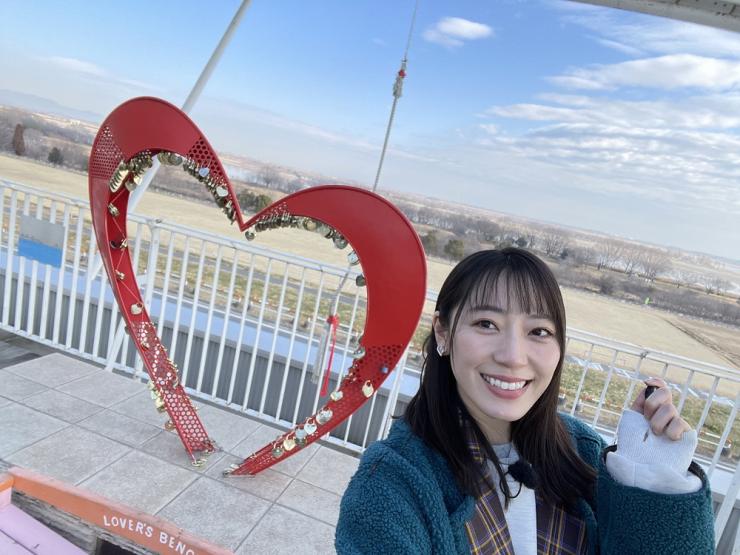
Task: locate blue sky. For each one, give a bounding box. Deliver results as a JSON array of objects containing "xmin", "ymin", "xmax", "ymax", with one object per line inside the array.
[{"xmin": 1, "ymin": 0, "xmax": 739, "ymax": 260}]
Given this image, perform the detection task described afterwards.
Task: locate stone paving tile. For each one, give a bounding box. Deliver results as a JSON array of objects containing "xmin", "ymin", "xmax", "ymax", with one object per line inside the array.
[
  {"xmin": 195, "ymin": 403, "xmax": 261, "ymax": 452},
  {"xmin": 80, "ymin": 451, "xmax": 197, "ymax": 515},
  {"xmin": 231, "ymin": 424, "xmax": 320, "ymax": 477},
  {"xmin": 158, "ymin": 476, "xmax": 270, "ymax": 551},
  {"xmin": 57, "ymin": 371, "xmax": 142, "ymax": 408},
  {"xmin": 297, "ymin": 446, "xmax": 359, "ymax": 496},
  {"xmin": 0, "ymin": 343, "xmax": 33, "ymax": 366},
  {"xmin": 0, "ymin": 403, "xmax": 68, "ymax": 458},
  {"xmin": 277, "ymin": 479, "xmax": 342, "ymax": 526},
  {"xmin": 236, "ymin": 505, "xmax": 335, "ymax": 555},
  {"xmin": 23, "ymin": 389, "xmax": 104, "ymax": 423},
  {"xmin": 4, "ymin": 353, "xmax": 99, "ymax": 387},
  {"xmin": 205, "ymin": 454, "xmax": 292, "ymax": 503},
  {"xmin": 140, "ymin": 430, "xmax": 226, "ymax": 473},
  {"xmin": 109, "ymin": 391, "xmax": 169, "ymax": 429},
  {"xmin": 7, "ymin": 427, "xmax": 130, "ymax": 485},
  {"xmin": 0, "ymin": 369, "xmax": 49, "ymax": 401},
  {"xmin": 78, "ymin": 409, "xmax": 162, "ymax": 448}
]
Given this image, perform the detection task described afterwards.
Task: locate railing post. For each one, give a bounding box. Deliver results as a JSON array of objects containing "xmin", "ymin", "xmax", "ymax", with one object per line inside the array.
[
  {"xmin": 105, "ymin": 321, "xmax": 127, "ymax": 372},
  {"xmin": 379, "ymin": 350, "xmax": 409, "ymax": 441},
  {"xmin": 571, "ymin": 344, "xmax": 594, "ymax": 416},
  {"xmin": 714, "ymin": 456, "xmax": 740, "ymax": 548},
  {"xmin": 707, "ymin": 391, "xmax": 740, "ymax": 478},
  {"xmin": 2, "ymin": 189, "xmax": 18, "ymax": 326},
  {"xmin": 13, "ymin": 194, "xmax": 31, "ymax": 331}
]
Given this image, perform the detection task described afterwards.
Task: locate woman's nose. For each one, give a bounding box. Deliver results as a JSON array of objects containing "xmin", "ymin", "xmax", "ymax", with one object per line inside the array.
[{"xmin": 493, "ymin": 332, "xmax": 528, "ymax": 368}]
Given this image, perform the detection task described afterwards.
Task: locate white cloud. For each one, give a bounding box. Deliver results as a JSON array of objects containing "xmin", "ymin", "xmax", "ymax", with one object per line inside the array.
[
  {"xmin": 548, "ymin": 54, "xmax": 740, "ymax": 91},
  {"xmin": 479, "ymin": 123, "xmax": 498, "ymax": 134},
  {"xmin": 423, "ymin": 17, "xmax": 492, "ymax": 48},
  {"xmin": 47, "ymin": 56, "xmax": 106, "ymax": 77},
  {"xmin": 42, "ymin": 55, "xmax": 156, "ymax": 91},
  {"xmin": 594, "ymin": 38, "xmax": 643, "ymax": 57},
  {"xmin": 475, "ymin": 96, "xmax": 740, "ymax": 216},
  {"xmin": 488, "ymin": 92, "xmax": 740, "ymax": 130}
]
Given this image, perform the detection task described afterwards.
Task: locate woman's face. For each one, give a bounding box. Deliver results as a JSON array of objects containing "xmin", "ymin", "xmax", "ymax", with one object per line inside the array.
[{"xmin": 434, "ymin": 283, "xmax": 561, "ymax": 443}]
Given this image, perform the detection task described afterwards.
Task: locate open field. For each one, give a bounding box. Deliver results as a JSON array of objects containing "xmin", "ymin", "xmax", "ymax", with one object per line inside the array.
[{"xmin": 1, "ymin": 154, "xmax": 738, "ymax": 376}]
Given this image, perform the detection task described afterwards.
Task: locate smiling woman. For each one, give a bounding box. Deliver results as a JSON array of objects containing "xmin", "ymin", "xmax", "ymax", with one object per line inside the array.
[{"xmin": 336, "ymin": 247, "xmax": 715, "ymax": 555}]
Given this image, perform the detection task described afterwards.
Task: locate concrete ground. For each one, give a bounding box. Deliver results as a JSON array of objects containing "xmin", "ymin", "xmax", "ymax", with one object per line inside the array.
[{"xmin": 0, "ymin": 337, "xmax": 356, "ymax": 554}]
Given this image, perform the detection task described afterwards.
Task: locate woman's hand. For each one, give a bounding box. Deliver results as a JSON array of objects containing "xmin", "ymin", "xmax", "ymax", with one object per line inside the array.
[{"xmin": 631, "ymin": 378, "xmax": 691, "ymax": 440}]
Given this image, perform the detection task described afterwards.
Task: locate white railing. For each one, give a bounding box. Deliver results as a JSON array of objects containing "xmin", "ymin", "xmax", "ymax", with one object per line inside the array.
[{"xmin": 1, "ymin": 179, "xmax": 739, "ymax": 549}]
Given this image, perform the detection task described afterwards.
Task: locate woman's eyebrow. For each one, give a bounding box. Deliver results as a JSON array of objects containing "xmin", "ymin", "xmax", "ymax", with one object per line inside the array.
[{"xmin": 469, "ymin": 304, "xmax": 553, "ymax": 321}]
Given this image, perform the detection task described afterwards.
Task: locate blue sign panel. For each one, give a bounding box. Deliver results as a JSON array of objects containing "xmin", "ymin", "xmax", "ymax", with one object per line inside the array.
[
  {"xmin": 18, "ymin": 237, "xmax": 63, "ymax": 267},
  {"xmin": 18, "ymin": 215, "xmax": 65, "ymax": 268}
]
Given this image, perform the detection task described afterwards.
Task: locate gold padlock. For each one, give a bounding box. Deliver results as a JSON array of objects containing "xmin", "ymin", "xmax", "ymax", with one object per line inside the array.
[{"xmin": 362, "ymin": 380, "xmax": 374, "ymax": 398}]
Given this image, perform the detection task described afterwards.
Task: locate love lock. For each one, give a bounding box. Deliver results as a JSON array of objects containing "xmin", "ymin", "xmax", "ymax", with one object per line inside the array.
[{"xmin": 88, "ymin": 97, "xmax": 427, "ymax": 475}]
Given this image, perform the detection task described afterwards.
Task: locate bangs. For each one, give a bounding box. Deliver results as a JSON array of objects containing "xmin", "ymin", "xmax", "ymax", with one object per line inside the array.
[
  {"xmin": 464, "ymin": 264, "xmax": 557, "ymax": 323},
  {"xmin": 436, "ymin": 248, "xmax": 566, "ymax": 343}
]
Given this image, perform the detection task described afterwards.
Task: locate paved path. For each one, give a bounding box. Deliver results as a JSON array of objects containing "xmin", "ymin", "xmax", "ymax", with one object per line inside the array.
[{"xmin": 0, "ymin": 344, "xmax": 357, "ymax": 554}]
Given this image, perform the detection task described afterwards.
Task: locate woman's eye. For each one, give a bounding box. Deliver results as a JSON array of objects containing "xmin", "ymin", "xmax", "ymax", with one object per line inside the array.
[
  {"xmin": 476, "ymin": 320, "xmax": 497, "ymax": 330},
  {"xmin": 531, "ymin": 327, "xmax": 553, "ymax": 338}
]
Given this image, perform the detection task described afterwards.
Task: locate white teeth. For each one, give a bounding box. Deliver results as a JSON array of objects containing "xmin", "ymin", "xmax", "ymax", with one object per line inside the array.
[{"xmin": 482, "ymin": 375, "xmax": 527, "ymax": 390}]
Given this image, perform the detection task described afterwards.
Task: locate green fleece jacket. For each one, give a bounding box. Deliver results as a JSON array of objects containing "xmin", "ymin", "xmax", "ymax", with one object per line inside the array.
[{"xmin": 336, "ymin": 414, "xmax": 714, "ymax": 554}]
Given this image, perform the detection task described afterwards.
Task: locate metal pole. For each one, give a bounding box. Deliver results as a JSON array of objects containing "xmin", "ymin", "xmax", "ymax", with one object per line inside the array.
[
  {"xmin": 90, "ymin": 0, "xmax": 252, "ymax": 281},
  {"xmin": 128, "ymin": 0, "xmax": 253, "ymax": 212},
  {"xmin": 372, "ymin": 0, "xmax": 419, "ymax": 192},
  {"xmin": 372, "ymin": 93, "xmax": 401, "ymax": 193}
]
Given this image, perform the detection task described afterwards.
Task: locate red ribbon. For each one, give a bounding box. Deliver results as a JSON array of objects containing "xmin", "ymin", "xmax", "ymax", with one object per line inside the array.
[{"xmin": 320, "ymin": 314, "xmax": 340, "ymax": 397}]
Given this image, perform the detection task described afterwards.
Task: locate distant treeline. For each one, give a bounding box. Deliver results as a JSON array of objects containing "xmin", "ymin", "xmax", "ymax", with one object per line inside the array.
[{"xmin": 1, "ymin": 105, "xmax": 737, "ymax": 328}]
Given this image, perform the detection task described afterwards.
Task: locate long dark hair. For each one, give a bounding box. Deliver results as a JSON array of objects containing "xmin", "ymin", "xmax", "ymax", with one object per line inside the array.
[{"xmin": 405, "ymin": 247, "xmax": 596, "ymax": 511}]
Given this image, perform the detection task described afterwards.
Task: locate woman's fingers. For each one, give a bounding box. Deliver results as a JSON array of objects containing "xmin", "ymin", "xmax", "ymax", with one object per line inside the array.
[
  {"xmin": 632, "ymin": 378, "xmax": 670, "ymax": 416},
  {"xmin": 631, "ymin": 378, "xmax": 667, "ymax": 415},
  {"xmin": 665, "ymin": 414, "xmax": 691, "ymax": 441},
  {"xmin": 631, "ymin": 379, "xmax": 691, "ymax": 440},
  {"xmin": 643, "ymin": 387, "xmax": 673, "ymax": 420},
  {"xmin": 649, "ymin": 403, "xmax": 676, "ymax": 436}
]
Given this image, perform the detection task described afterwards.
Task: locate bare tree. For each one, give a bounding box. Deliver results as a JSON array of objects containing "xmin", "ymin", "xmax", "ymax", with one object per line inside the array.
[
  {"xmin": 0, "ymin": 121, "xmax": 13, "ymax": 151},
  {"xmin": 637, "ymin": 248, "xmax": 671, "ymax": 281},
  {"xmin": 621, "ymin": 245, "xmax": 643, "ymax": 275},
  {"xmin": 540, "ymin": 228, "xmax": 570, "ymax": 258},
  {"xmin": 596, "ymin": 239, "xmax": 625, "ymax": 270},
  {"xmin": 701, "ymin": 276, "xmax": 733, "ymax": 295},
  {"xmin": 21, "ymin": 128, "xmax": 46, "ymax": 160},
  {"xmin": 400, "ymin": 203, "xmax": 419, "ymax": 223},
  {"xmin": 567, "ymin": 246, "xmax": 597, "ymax": 267},
  {"xmin": 675, "ymin": 270, "xmax": 699, "ymax": 289},
  {"xmin": 258, "ymin": 165, "xmax": 283, "ymax": 190}
]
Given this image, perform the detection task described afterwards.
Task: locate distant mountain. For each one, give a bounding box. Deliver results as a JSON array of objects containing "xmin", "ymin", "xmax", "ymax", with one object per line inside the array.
[{"xmin": 0, "ymin": 90, "xmax": 101, "ymax": 123}]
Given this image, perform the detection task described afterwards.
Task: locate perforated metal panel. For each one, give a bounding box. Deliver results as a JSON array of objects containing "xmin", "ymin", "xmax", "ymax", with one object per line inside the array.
[{"xmin": 89, "ymin": 98, "xmax": 426, "ymax": 475}]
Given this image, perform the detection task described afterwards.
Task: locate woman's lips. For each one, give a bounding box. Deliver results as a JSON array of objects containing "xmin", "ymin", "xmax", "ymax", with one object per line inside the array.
[{"xmin": 480, "ymin": 374, "xmax": 531, "ymax": 399}]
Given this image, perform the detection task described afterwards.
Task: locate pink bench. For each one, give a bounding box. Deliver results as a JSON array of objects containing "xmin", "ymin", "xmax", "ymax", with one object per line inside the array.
[{"xmin": 0, "ymin": 475, "xmax": 84, "ymax": 554}]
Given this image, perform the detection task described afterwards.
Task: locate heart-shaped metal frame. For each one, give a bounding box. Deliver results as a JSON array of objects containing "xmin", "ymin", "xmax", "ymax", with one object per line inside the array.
[{"xmin": 88, "ymin": 97, "xmax": 426, "ymax": 475}]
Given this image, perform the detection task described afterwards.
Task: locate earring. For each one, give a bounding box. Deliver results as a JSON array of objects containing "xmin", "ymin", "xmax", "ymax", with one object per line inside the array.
[{"xmin": 437, "ymin": 343, "xmax": 445, "ymax": 356}]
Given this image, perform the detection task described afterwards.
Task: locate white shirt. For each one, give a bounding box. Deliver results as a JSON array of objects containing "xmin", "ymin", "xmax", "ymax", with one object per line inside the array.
[{"xmin": 489, "ymin": 443, "xmax": 538, "ymax": 555}]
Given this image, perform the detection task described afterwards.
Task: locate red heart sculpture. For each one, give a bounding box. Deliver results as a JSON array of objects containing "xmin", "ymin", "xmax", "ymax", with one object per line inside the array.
[{"xmin": 88, "ymin": 97, "xmax": 426, "ymax": 475}]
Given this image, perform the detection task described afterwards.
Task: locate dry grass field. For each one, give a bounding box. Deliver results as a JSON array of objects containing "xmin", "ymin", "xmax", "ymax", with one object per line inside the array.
[{"xmin": 1, "ymin": 154, "xmax": 738, "ymax": 377}]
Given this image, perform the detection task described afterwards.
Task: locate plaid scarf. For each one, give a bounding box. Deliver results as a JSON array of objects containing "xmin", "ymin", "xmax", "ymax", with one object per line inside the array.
[{"xmin": 464, "ymin": 429, "xmax": 588, "ymax": 554}]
